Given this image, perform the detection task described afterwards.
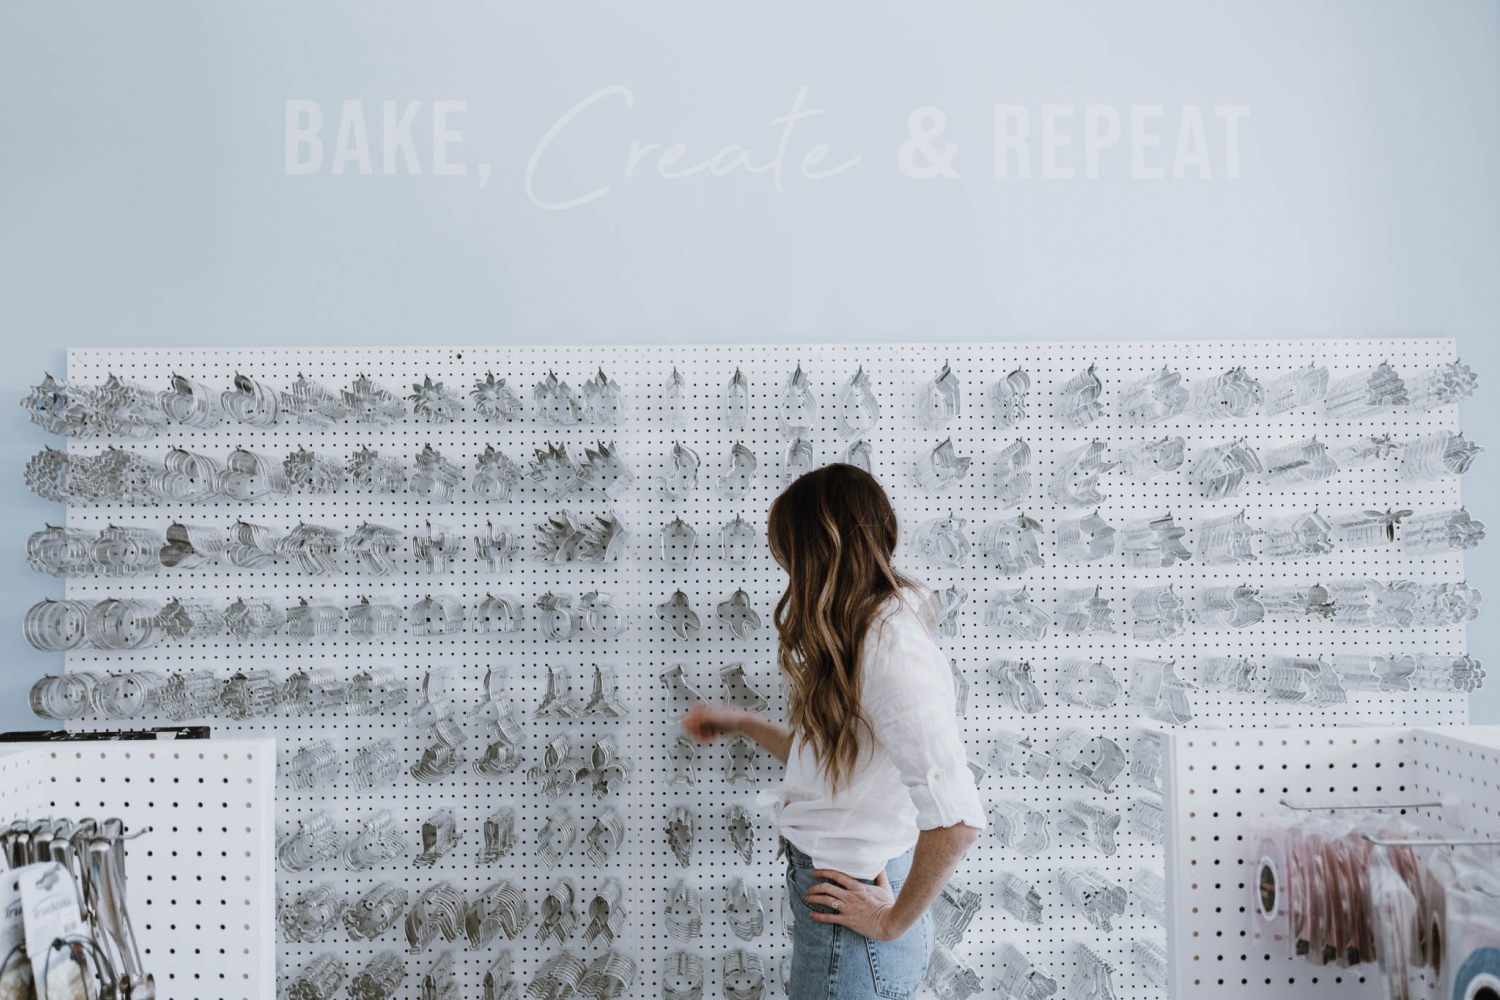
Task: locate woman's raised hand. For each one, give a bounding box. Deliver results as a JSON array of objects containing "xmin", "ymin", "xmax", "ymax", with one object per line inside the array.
[{"xmin": 680, "ymin": 702, "xmax": 746, "ymax": 743}]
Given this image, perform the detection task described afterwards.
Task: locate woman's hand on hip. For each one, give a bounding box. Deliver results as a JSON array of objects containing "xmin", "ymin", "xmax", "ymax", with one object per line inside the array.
[
  {"xmin": 680, "ymin": 702, "xmax": 746, "ymax": 743},
  {"xmin": 807, "ymin": 869, "xmax": 907, "ymax": 942}
]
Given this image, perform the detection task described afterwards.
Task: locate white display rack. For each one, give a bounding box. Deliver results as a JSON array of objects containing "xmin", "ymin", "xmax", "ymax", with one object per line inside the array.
[
  {"xmin": 52, "ymin": 341, "xmax": 1470, "ymax": 999},
  {"xmin": 1161, "ymin": 725, "xmax": 1500, "ymax": 1000},
  {"xmin": 0, "ymin": 738, "xmax": 276, "ymax": 1000}
]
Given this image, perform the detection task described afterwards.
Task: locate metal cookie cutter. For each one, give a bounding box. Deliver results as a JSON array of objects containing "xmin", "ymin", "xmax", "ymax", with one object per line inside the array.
[
  {"xmin": 529, "ymin": 952, "xmax": 589, "ymax": 1000},
  {"xmin": 1056, "ymin": 363, "xmax": 1105, "ymax": 426},
  {"xmin": 537, "ymin": 663, "xmax": 585, "ymax": 718},
  {"xmin": 349, "ymin": 445, "xmax": 406, "ymax": 493},
  {"xmin": 915, "ymin": 513, "xmax": 971, "ymax": 568},
  {"xmin": 984, "ymin": 590, "xmax": 1050, "ymax": 641},
  {"xmin": 29, "ymin": 672, "xmax": 98, "ymax": 720},
  {"xmin": 536, "ymin": 879, "xmax": 579, "ymax": 944},
  {"xmin": 914, "ymin": 438, "xmax": 971, "ymax": 491},
  {"xmin": 275, "ymin": 373, "xmax": 349, "ymax": 427},
  {"xmin": 350, "ymin": 667, "xmax": 408, "ymax": 716},
  {"xmin": 1193, "ymin": 584, "xmax": 1266, "ymax": 629},
  {"xmin": 406, "ymin": 882, "xmax": 465, "ymax": 952},
  {"xmin": 219, "ymin": 447, "xmax": 289, "ymax": 500},
  {"xmin": 1131, "ymin": 794, "xmax": 1166, "ymax": 844},
  {"xmin": 581, "ymin": 951, "xmax": 638, "ymax": 1000},
  {"xmin": 837, "ymin": 366, "xmax": 880, "ymax": 437},
  {"xmin": 576, "ymin": 591, "xmax": 625, "ymax": 638},
  {"xmin": 415, "ymin": 808, "xmax": 463, "ymax": 867},
  {"xmin": 536, "ymin": 809, "xmax": 576, "ymax": 870},
  {"xmin": 287, "ymin": 954, "xmax": 346, "ymax": 1000},
  {"xmin": 725, "ymin": 806, "xmax": 757, "ymax": 865},
  {"xmin": 285, "ymin": 740, "xmax": 342, "ymax": 790},
  {"xmin": 471, "ymin": 444, "xmax": 525, "ymax": 501},
  {"xmin": 1131, "ymin": 730, "xmax": 1166, "ymax": 794},
  {"xmin": 950, "ymin": 659, "xmax": 970, "ymax": 716},
  {"xmin": 484, "ymin": 952, "xmax": 517, "ymax": 1000},
  {"xmin": 472, "ymin": 523, "xmax": 521, "ymax": 572},
  {"xmin": 659, "ymin": 516, "xmax": 698, "ymax": 568},
  {"xmin": 665, "ymin": 880, "xmax": 703, "ymax": 942},
  {"xmin": 989, "ymin": 800, "xmax": 1049, "ymax": 855},
  {"xmin": 471, "ymin": 372, "xmax": 525, "ymax": 421},
  {"xmin": 993, "ymin": 942, "xmax": 1056, "ymax": 1000},
  {"xmin": 722, "ymin": 367, "xmax": 750, "ymax": 432},
  {"xmin": 1408, "ymin": 358, "xmax": 1479, "ymax": 410},
  {"xmin": 583, "ymin": 368, "xmax": 625, "ymax": 424},
  {"xmin": 344, "ymin": 374, "xmax": 407, "ymax": 424},
  {"xmin": 586, "ymin": 810, "xmax": 626, "ymax": 868},
  {"xmin": 283, "ymin": 446, "xmax": 346, "ymax": 493},
  {"xmin": 1191, "ymin": 365, "xmax": 1264, "ymax": 419},
  {"xmin": 659, "ymin": 441, "xmax": 701, "ymax": 498},
  {"xmin": 411, "ymin": 743, "xmax": 463, "ymax": 783},
  {"xmin": 530, "ymin": 441, "xmax": 583, "ymax": 496},
  {"xmin": 280, "ymin": 523, "xmax": 344, "ymax": 575},
  {"xmin": 987, "ymin": 660, "xmax": 1046, "ymax": 714},
  {"xmin": 1115, "ymin": 435, "xmax": 1185, "ymax": 477},
  {"xmin": 221, "ymin": 668, "xmax": 284, "ymax": 718},
  {"xmin": 844, "ymin": 438, "xmax": 873, "ymax": 473},
  {"xmin": 1130, "ymin": 584, "xmax": 1185, "ymax": 641},
  {"xmin": 667, "ymin": 806, "xmax": 695, "ymax": 867},
  {"xmin": 344, "ymin": 882, "xmax": 409, "ymax": 941},
  {"xmin": 158, "ymin": 597, "xmax": 226, "ymax": 641},
  {"xmin": 222, "ymin": 372, "xmax": 280, "ymax": 426},
  {"xmin": 468, "ymin": 881, "xmax": 529, "ymax": 946},
  {"xmin": 720, "ymin": 663, "xmax": 768, "ymax": 712},
  {"xmin": 1070, "ymin": 945, "xmax": 1119, "ymax": 1000},
  {"xmin": 528, "ymin": 736, "xmax": 589, "ymax": 799},
  {"xmin": 716, "ymin": 590, "xmax": 762, "ymax": 639},
  {"xmin": 158, "ymin": 521, "xmax": 226, "ymax": 569},
  {"xmin": 1200, "ymin": 654, "xmax": 1260, "ymax": 692},
  {"xmin": 1262, "ymin": 509, "xmax": 1334, "ymax": 560},
  {"xmin": 347, "ymin": 595, "xmax": 403, "ymax": 640},
  {"xmin": 478, "ymin": 809, "xmax": 519, "ymax": 864},
  {"xmin": 1132, "ymin": 939, "xmax": 1168, "ymax": 989},
  {"xmin": 715, "ymin": 442, "xmax": 758, "ymax": 500},
  {"xmin": 925, "ymin": 944, "xmax": 984, "ymax": 1000},
  {"xmin": 1051, "ymin": 729, "xmax": 1125, "ymax": 792},
  {"xmin": 24, "ymin": 524, "xmax": 93, "ymax": 577},
  {"xmin": 988, "ymin": 367, "xmax": 1030, "ymax": 428},
  {"xmin": 278, "ymin": 812, "xmax": 340, "ymax": 871},
  {"xmin": 1120, "ymin": 364, "xmax": 1188, "ymax": 423},
  {"xmin": 159, "ymin": 371, "xmax": 225, "ymax": 427},
  {"xmin": 1261, "ymin": 436, "xmax": 1339, "ymax": 488},
  {"xmin": 1054, "ymin": 589, "xmax": 1115, "ymax": 636},
  {"xmin": 588, "ymin": 739, "xmax": 633, "ymax": 799},
  {"xmin": 934, "ymin": 586, "xmax": 967, "ymax": 638},
  {"xmin": 580, "ymin": 440, "xmax": 635, "ymax": 497},
  {"xmin": 996, "ymin": 872, "xmax": 1043, "ymax": 925},
  {"xmin": 724, "ymin": 950, "xmax": 766, "ymax": 1000},
  {"xmin": 931, "ymin": 879, "xmax": 982, "ymax": 947},
  {"xmin": 286, "ymin": 596, "xmax": 344, "ymax": 640},
  {"xmin": 533, "ymin": 591, "xmax": 577, "ymax": 639},
  {"xmin": 1324, "ymin": 360, "xmax": 1408, "ymax": 418},
  {"xmin": 726, "ymin": 878, "xmax": 765, "ymax": 941},
  {"xmin": 1120, "ymin": 511, "xmax": 1191, "ymax": 568},
  {"xmin": 582, "ymin": 663, "xmax": 628, "ymax": 718},
  {"xmin": 668, "ymin": 736, "xmax": 698, "ymax": 787},
  {"xmin": 720, "ymin": 514, "xmax": 760, "ymax": 564},
  {"xmin": 663, "ymin": 367, "xmax": 689, "ymax": 428},
  {"xmin": 586, "ymin": 878, "xmax": 629, "ymax": 945},
  {"xmin": 410, "ymin": 593, "xmax": 466, "ymax": 636},
  {"xmin": 223, "ymin": 520, "xmax": 281, "ymax": 569},
  {"xmin": 978, "ymin": 515, "xmax": 1044, "ymax": 575},
  {"xmin": 917, "ymin": 362, "xmax": 962, "ymax": 429},
  {"xmin": 1058, "ymin": 800, "xmax": 1120, "ymax": 856},
  {"xmin": 1196, "ymin": 509, "xmax": 1261, "ymax": 564},
  {"xmin": 94, "ymin": 670, "xmax": 164, "ymax": 719},
  {"xmin": 1132, "ymin": 868, "xmax": 1168, "ymax": 925},
  {"xmin": 1191, "ymin": 438, "xmax": 1263, "ymax": 497},
  {"xmin": 1058, "ymin": 867, "xmax": 1127, "ymax": 929},
  {"xmin": 352, "ymin": 739, "xmax": 402, "ymax": 790},
  {"xmin": 1055, "ymin": 657, "xmax": 1120, "ymax": 709},
  {"xmin": 280, "ymin": 884, "xmax": 347, "ymax": 943},
  {"xmin": 157, "ymin": 670, "xmax": 220, "ymax": 721},
  {"xmin": 89, "ymin": 524, "xmax": 163, "ymax": 576},
  {"xmin": 349, "ymin": 952, "xmax": 406, "ymax": 1000},
  {"xmin": 409, "ymin": 444, "xmax": 463, "ymax": 502},
  {"xmin": 1263, "ymin": 362, "xmax": 1329, "ymax": 415},
  {"xmin": 467, "ymin": 594, "xmax": 524, "ymax": 639},
  {"xmin": 343, "ymin": 810, "xmax": 406, "ymax": 871},
  {"xmin": 1049, "ymin": 439, "xmax": 1116, "ymax": 506},
  {"xmin": 1400, "ymin": 507, "xmax": 1486, "ymax": 554},
  {"xmin": 408, "ymin": 375, "xmax": 462, "ymax": 422},
  {"xmin": 85, "ymin": 597, "xmax": 163, "ymax": 650},
  {"xmin": 779, "ymin": 364, "xmax": 819, "ymax": 437},
  {"xmin": 664, "ymin": 952, "xmax": 704, "ymax": 1000},
  {"xmin": 727, "ymin": 736, "xmax": 758, "ymax": 785},
  {"xmin": 654, "ymin": 590, "xmax": 702, "ymax": 639},
  {"xmin": 1128, "ymin": 659, "xmax": 1194, "ymax": 722},
  {"xmin": 987, "ymin": 731, "xmax": 1053, "ymax": 782}
]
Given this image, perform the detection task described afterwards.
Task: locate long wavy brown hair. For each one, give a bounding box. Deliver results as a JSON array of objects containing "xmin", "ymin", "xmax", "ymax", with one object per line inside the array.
[{"xmin": 767, "ymin": 463, "xmax": 916, "ymax": 792}]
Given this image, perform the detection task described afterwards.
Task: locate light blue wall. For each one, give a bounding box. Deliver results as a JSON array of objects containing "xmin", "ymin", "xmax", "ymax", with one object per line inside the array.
[{"xmin": 1, "ymin": 1, "xmax": 1497, "ymax": 728}]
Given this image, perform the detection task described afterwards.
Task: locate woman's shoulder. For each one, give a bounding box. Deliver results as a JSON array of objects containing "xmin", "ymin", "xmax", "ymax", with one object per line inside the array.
[{"xmin": 866, "ymin": 583, "xmax": 941, "ymax": 656}]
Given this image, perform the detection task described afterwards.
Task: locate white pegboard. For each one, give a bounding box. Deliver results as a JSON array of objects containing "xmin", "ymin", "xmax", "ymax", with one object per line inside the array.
[
  {"xmin": 1161, "ymin": 725, "xmax": 1500, "ymax": 1000},
  {"xmin": 52, "ymin": 340, "xmax": 1471, "ymax": 999},
  {"xmin": 0, "ymin": 739, "xmax": 276, "ymax": 1000}
]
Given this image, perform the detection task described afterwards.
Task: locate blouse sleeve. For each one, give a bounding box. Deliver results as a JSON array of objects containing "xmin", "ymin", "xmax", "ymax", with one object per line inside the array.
[{"xmin": 864, "ymin": 608, "xmax": 987, "ymax": 833}]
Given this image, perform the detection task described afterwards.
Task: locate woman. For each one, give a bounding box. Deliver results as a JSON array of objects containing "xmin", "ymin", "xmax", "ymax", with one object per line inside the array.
[{"xmin": 682, "ymin": 463, "xmax": 985, "ymax": 1000}]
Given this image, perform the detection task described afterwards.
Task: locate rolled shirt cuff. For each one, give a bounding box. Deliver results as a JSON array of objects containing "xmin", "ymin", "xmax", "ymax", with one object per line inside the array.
[{"xmin": 909, "ymin": 765, "xmax": 988, "ymax": 832}]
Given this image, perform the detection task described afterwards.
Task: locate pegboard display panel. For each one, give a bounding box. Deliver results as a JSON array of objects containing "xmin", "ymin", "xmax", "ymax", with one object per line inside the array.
[
  {"xmin": 54, "ymin": 340, "xmax": 1470, "ymax": 999},
  {"xmin": 0, "ymin": 739, "xmax": 276, "ymax": 1000}
]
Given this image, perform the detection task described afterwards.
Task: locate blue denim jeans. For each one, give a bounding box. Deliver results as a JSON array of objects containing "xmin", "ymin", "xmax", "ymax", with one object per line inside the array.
[{"xmin": 782, "ymin": 838, "xmax": 934, "ymax": 1000}]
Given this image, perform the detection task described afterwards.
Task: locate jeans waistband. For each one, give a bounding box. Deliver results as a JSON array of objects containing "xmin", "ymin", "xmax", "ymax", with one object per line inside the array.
[{"xmin": 779, "ymin": 835, "xmax": 817, "ymax": 869}]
